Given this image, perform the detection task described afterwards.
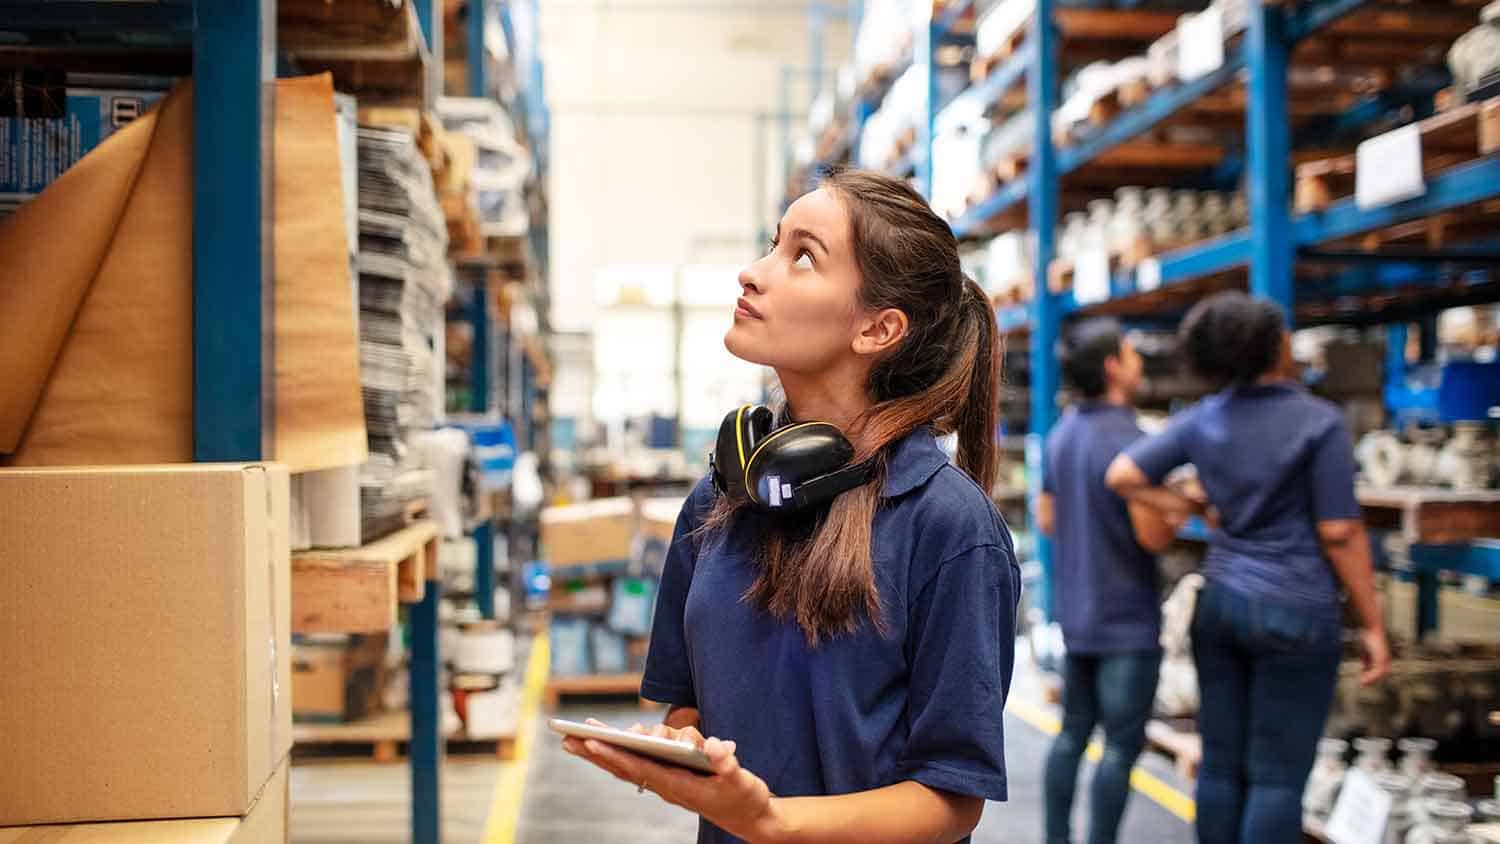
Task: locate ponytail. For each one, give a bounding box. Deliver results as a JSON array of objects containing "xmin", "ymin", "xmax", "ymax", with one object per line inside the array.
[{"xmin": 954, "ymin": 277, "xmax": 1000, "ymax": 494}]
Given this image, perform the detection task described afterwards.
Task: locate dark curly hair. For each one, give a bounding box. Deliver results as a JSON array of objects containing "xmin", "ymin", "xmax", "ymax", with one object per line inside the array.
[
  {"xmin": 1178, "ymin": 291, "xmax": 1285, "ymax": 387},
  {"xmin": 1059, "ymin": 317, "xmax": 1124, "ymax": 399}
]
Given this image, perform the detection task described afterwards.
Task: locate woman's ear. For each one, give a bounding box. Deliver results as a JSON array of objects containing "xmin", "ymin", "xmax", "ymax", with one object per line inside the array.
[{"xmin": 852, "ymin": 307, "xmax": 909, "ymax": 356}]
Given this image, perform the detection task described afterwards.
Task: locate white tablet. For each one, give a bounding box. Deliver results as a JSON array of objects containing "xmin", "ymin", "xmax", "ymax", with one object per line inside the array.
[{"xmin": 549, "ymin": 718, "xmax": 716, "ymax": 774}]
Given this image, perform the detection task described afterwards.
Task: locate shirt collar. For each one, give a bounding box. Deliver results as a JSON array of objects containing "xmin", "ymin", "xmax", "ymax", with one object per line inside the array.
[{"xmin": 881, "ymin": 426, "xmax": 951, "ymax": 498}]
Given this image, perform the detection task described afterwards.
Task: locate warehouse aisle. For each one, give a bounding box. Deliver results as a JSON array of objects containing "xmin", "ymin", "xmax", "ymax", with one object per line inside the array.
[
  {"xmin": 289, "ymin": 759, "xmax": 504, "ymax": 844},
  {"xmin": 516, "ymin": 660, "xmax": 1195, "ymax": 844}
]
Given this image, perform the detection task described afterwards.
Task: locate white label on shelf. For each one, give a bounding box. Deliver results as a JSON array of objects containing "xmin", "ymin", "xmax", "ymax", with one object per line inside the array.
[
  {"xmin": 1177, "ymin": 8, "xmax": 1225, "ymax": 82},
  {"xmin": 1074, "ymin": 249, "xmax": 1111, "ymax": 305},
  {"xmin": 1356, "ymin": 123, "xmax": 1426, "ymax": 210},
  {"xmin": 1323, "ymin": 769, "xmax": 1393, "ymax": 844},
  {"xmin": 1137, "ymin": 257, "xmax": 1163, "ymax": 292}
]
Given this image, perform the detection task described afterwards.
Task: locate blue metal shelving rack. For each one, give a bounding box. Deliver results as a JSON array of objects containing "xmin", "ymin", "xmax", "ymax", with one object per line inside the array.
[
  {"xmin": 0, "ymin": 3, "xmax": 453, "ymax": 840},
  {"xmin": 810, "ymin": 0, "xmax": 1500, "ymax": 634}
]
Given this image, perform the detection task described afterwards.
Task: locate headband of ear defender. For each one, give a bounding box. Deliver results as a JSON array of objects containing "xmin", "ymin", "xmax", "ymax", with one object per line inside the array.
[{"xmin": 710, "ymin": 404, "xmax": 877, "ymax": 514}]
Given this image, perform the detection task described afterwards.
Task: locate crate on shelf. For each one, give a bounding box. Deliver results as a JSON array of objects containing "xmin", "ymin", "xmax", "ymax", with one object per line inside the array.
[
  {"xmin": 1144, "ymin": 718, "xmax": 1202, "ymax": 781},
  {"xmin": 1295, "ymin": 98, "xmax": 1500, "ymax": 214},
  {"xmin": 543, "ymin": 672, "xmax": 660, "ymax": 712}
]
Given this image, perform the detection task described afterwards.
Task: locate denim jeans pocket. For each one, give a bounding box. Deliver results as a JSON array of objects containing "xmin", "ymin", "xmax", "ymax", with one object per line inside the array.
[{"xmin": 1252, "ymin": 600, "xmax": 1340, "ymax": 654}]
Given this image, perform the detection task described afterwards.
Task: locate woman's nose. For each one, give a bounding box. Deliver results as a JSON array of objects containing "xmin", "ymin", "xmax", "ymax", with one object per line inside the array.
[{"xmin": 738, "ymin": 263, "xmax": 764, "ymax": 296}]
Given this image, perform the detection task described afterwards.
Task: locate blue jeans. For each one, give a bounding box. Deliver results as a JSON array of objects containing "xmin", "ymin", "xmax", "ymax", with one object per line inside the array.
[
  {"xmin": 1044, "ymin": 649, "xmax": 1162, "ymax": 844},
  {"xmin": 1192, "ymin": 581, "xmax": 1342, "ymax": 844}
]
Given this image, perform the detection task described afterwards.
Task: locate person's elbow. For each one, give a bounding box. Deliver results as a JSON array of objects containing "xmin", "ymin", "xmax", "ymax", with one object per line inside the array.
[
  {"xmin": 944, "ymin": 794, "xmax": 985, "ymax": 842},
  {"xmin": 1104, "ymin": 454, "xmax": 1145, "ymax": 495},
  {"xmin": 1317, "ymin": 518, "xmax": 1363, "ymax": 549}
]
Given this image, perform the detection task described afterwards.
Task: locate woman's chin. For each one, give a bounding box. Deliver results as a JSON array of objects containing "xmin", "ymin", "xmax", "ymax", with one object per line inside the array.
[{"xmin": 724, "ymin": 327, "xmax": 773, "ymax": 367}]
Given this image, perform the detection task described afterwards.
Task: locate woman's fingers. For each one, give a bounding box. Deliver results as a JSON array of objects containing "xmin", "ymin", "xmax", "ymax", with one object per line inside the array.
[
  {"xmin": 650, "ymin": 723, "xmax": 671, "ymax": 739},
  {"xmin": 677, "ymin": 726, "xmax": 707, "ymax": 748}
]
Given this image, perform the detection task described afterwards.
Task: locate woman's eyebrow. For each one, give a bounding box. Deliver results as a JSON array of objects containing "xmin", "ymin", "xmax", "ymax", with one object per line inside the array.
[{"xmin": 790, "ymin": 227, "xmax": 829, "ymax": 256}]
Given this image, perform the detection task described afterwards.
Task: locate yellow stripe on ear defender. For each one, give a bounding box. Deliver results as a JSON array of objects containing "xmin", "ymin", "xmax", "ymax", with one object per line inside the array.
[{"xmin": 734, "ymin": 405, "xmax": 750, "ymax": 471}]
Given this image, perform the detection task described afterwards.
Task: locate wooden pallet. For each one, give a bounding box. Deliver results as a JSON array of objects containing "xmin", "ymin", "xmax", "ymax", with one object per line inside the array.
[
  {"xmin": 278, "ymin": 0, "xmax": 432, "ymax": 107},
  {"xmin": 293, "ymin": 709, "xmax": 518, "ymax": 763},
  {"xmin": 292, "ymin": 520, "xmax": 440, "ymax": 635},
  {"xmin": 543, "ymin": 672, "xmax": 661, "ymax": 711},
  {"xmin": 1295, "ymin": 98, "xmax": 1500, "ymax": 213},
  {"xmin": 1144, "ymin": 718, "xmax": 1202, "ymax": 781}
]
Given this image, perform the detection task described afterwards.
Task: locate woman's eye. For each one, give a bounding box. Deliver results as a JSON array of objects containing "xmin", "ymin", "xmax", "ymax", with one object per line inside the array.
[{"xmin": 794, "ymin": 251, "xmax": 814, "ymax": 270}]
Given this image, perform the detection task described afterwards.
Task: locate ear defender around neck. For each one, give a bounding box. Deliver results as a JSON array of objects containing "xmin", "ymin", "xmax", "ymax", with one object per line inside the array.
[{"xmin": 710, "ymin": 404, "xmax": 877, "ymax": 514}]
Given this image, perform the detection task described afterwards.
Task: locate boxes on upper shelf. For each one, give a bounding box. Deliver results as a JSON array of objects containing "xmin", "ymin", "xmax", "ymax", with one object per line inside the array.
[
  {"xmin": 0, "ymin": 464, "xmax": 292, "ymax": 827},
  {"xmin": 291, "ymin": 633, "xmax": 389, "ymax": 724},
  {"xmin": 0, "ymin": 758, "xmax": 289, "ymax": 844},
  {"xmin": 540, "ymin": 497, "xmax": 637, "ymax": 568}
]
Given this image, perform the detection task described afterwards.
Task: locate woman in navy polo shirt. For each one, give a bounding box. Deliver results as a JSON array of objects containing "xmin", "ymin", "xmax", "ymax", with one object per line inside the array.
[
  {"xmin": 560, "ymin": 169, "xmax": 1020, "ymax": 843},
  {"xmin": 1105, "ymin": 292, "xmax": 1390, "ymax": 844}
]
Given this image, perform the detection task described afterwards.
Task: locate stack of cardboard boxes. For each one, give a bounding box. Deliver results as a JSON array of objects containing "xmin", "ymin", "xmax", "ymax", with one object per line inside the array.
[
  {"xmin": 0, "ymin": 464, "xmax": 293, "ymax": 841},
  {"xmin": 542, "ymin": 496, "xmax": 684, "ymax": 678}
]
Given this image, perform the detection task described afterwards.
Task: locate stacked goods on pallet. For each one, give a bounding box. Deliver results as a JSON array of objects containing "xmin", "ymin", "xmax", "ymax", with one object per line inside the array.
[
  {"xmin": 0, "ymin": 465, "xmax": 292, "ymax": 841},
  {"xmin": 445, "ymin": 613, "xmax": 519, "ymax": 741},
  {"xmin": 291, "ymin": 634, "xmax": 389, "ymax": 724},
  {"xmin": 356, "ymin": 125, "xmax": 453, "ymax": 543},
  {"xmin": 543, "ymin": 498, "xmax": 679, "ymax": 685}
]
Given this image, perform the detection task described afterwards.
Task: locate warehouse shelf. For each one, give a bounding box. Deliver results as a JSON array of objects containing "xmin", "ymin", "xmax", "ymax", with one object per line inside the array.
[{"xmin": 789, "ymin": 0, "xmax": 1500, "ymax": 631}]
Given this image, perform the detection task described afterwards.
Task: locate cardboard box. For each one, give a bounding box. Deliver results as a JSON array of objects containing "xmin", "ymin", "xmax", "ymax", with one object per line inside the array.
[
  {"xmin": 0, "ymin": 464, "xmax": 293, "ymax": 827},
  {"xmin": 291, "ymin": 634, "xmax": 388, "ymax": 723},
  {"xmin": 0, "ymin": 757, "xmax": 289, "ymax": 844},
  {"xmin": 639, "ymin": 497, "xmax": 686, "ymax": 544},
  {"xmin": 539, "ymin": 498, "xmax": 636, "ymax": 568}
]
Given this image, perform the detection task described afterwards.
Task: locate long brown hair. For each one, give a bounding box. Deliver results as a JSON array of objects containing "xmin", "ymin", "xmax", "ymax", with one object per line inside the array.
[{"xmin": 707, "ymin": 168, "xmax": 1002, "ymax": 644}]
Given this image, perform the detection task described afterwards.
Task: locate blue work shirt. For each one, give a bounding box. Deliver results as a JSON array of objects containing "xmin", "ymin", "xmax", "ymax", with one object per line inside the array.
[
  {"xmin": 1124, "ymin": 381, "xmax": 1361, "ymax": 611},
  {"xmin": 642, "ymin": 427, "xmax": 1020, "ymax": 844},
  {"xmin": 1043, "ymin": 402, "xmax": 1161, "ymax": 654}
]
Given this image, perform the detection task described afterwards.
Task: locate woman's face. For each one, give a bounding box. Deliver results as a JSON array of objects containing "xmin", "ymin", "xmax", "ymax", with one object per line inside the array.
[{"xmin": 725, "ymin": 188, "xmax": 866, "ymax": 375}]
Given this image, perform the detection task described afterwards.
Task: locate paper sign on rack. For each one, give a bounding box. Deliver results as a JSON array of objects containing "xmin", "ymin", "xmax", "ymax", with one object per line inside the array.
[
  {"xmin": 1323, "ymin": 769, "xmax": 1393, "ymax": 844},
  {"xmin": 1356, "ymin": 123, "xmax": 1426, "ymax": 210},
  {"xmin": 1074, "ymin": 249, "xmax": 1112, "ymax": 306},
  {"xmin": 1136, "ymin": 258, "xmax": 1162, "ymax": 292},
  {"xmin": 1177, "ymin": 8, "xmax": 1225, "ymax": 82}
]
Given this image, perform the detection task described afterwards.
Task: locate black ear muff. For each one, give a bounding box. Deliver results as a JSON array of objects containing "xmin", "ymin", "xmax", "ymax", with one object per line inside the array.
[
  {"xmin": 712, "ymin": 404, "xmax": 774, "ymax": 502},
  {"xmin": 744, "ymin": 422, "xmax": 875, "ymax": 512}
]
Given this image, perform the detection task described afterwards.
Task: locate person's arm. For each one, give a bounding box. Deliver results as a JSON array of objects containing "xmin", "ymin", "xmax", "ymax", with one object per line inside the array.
[
  {"xmin": 1105, "ymin": 455, "xmax": 1202, "ymax": 517},
  {"xmin": 1318, "ymin": 519, "xmax": 1388, "ymax": 685},
  {"xmin": 1308, "ymin": 418, "xmax": 1389, "ymax": 685},
  {"xmin": 663, "ymin": 705, "xmax": 699, "ymax": 731},
  {"xmin": 1037, "ymin": 492, "xmax": 1055, "ymax": 537},
  {"xmin": 1128, "ymin": 501, "xmax": 1182, "ymax": 553},
  {"xmin": 640, "ymin": 481, "xmax": 711, "ymax": 709},
  {"xmin": 566, "ymin": 729, "xmax": 981, "ymax": 844}
]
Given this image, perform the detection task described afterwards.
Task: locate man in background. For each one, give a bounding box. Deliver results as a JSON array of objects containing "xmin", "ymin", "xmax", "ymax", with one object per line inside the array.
[{"xmin": 1039, "ymin": 318, "xmax": 1179, "ymax": 844}]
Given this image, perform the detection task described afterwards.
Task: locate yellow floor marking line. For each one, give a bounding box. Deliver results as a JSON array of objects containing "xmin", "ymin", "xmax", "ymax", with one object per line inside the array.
[
  {"xmin": 483, "ymin": 635, "xmax": 551, "ymax": 844},
  {"xmin": 1006, "ymin": 696, "xmax": 1197, "ymax": 824}
]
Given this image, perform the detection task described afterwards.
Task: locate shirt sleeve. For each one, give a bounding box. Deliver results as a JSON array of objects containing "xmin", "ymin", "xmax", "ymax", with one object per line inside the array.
[
  {"xmin": 1124, "ymin": 409, "xmax": 1195, "ymax": 484},
  {"xmin": 1309, "ymin": 417, "xmax": 1361, "ymax": 522},
  {"xmin": 640, "ymin": 480, "xmax": 712, "ymax": 707},
  {"xmin": 892, "ymin": 543, "xmax": 1018, "ymax": 802}
]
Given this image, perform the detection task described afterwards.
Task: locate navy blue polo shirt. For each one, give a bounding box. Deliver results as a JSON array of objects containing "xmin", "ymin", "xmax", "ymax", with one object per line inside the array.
[
  {"xmin": 1043, "ymin": 403, "xmax": 1161, "ymax": 654},
  {"xmin": 1124, "ymin": 381, "xmax": 1361, "ymax": 610},
  {"xmin": 642, "ymin": 427, "xmax": 1020, "ymax": 844}
]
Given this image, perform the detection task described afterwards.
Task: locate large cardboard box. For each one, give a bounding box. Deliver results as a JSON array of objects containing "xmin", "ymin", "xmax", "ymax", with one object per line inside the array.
[
  {"xmin": 0, "ymin": 757, "xmax": 289, "ymax": 843},
  {"xmin": 0, "ymin": 464, "xmax": 293, "ymax": 827},
  {"xmin": 539, "ymin": 498, "xmax": 636, "ymax": 568},
  {"xmin": 291, "ymin": 634, "xmax": 388, "ymax": 723}
]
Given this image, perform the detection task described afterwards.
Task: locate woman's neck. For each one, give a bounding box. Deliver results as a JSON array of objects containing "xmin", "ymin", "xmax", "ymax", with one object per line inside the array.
[{"xmin": 776, "ymin": 364, "xmax": 873, "ymax": 434}]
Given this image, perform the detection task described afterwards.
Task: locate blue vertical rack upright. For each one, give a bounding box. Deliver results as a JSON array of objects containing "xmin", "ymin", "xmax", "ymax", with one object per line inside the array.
[{"xmin": 808, "ymin": 0, "xmax": 1500, "ymax": 634}]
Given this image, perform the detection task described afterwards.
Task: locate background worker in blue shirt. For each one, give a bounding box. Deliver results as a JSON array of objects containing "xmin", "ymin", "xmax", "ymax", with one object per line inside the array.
[
  {"xmin": 560, "ymin": 169, "xmax": 1020, "ymax": 844},
  {"xmin": 1038, "ymin": 318, "xmax": 1182, "ymax": 844},
  {"xmin": 1106, "ymin": 292, "xmax": 1390, "ymax": 844}
]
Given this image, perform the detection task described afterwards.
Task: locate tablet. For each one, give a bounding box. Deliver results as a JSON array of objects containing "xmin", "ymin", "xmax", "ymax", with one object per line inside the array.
[{"xmin": 549, "ymin": 718, "xmax": 716, "ymax": 774}]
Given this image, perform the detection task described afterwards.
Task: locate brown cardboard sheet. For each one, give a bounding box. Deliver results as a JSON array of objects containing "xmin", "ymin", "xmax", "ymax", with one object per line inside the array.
[{"xmin": 0, "ymin": 75, "xmax": 366, "ymax": 470}]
